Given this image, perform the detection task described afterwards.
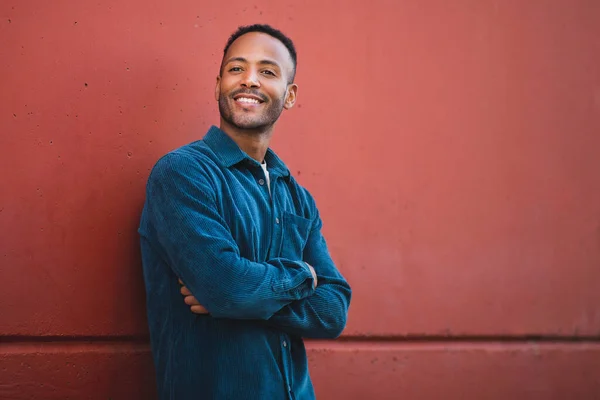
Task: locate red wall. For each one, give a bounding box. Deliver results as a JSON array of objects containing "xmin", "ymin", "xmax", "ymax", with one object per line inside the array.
[{"xmin": 2, "ymin": 1, "xmax": 600, "ymax": 399}]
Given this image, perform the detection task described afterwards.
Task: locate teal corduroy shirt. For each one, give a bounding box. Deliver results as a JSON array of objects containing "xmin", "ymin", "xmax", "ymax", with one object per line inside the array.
[{"xmin": 139, "ymin": 126, "xmax": 351, "ymax": 400}]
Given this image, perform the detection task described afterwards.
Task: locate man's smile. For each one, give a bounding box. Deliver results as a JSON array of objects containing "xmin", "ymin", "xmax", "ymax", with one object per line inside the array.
[
  {"xmin": 232, "ymin": 93, "xmax": 266, "ymax": 107},
  {"xmin": 235, "ymin": 97, "xmax": 262, "ymax": 106}
]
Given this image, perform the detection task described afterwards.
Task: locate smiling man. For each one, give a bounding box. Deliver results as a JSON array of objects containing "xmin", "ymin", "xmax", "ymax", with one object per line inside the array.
[{"xmin": 138, "ymin": 24, "xmax": 352, "ymax": 400}]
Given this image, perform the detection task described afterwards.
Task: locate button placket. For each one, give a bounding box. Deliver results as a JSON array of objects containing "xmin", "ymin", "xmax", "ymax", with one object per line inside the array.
[
  {"xmin": 268, "ymin": 179, "xmax": 284, "ymax": 259},
  {"xmin": 281, "ymin": 338, "xmax": 293, "ymax": 397}
]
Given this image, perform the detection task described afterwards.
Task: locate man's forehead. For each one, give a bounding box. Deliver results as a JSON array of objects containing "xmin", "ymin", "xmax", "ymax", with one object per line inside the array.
[{"xmin": 224, "ymin": 32, "xmax": 293, "ymax": 68}]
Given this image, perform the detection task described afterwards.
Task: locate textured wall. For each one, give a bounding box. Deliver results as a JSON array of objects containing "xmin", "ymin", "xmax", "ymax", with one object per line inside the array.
[{"xmin": 1, "ymin": 0, "xmax": 600, "ymax": 398}]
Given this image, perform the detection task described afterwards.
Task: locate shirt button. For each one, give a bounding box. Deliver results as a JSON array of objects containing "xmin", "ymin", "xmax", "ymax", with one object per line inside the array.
[
  {"xmin": 275, "ymin": 217, "xmax": 280, "ymax": 224},
  {"xmin": 282, "ymin": 341, "xmax": 287, "ymax": 347},
  {"xmin": 258, "ymin": 179, "xmax": 265, "ymax": 185}
]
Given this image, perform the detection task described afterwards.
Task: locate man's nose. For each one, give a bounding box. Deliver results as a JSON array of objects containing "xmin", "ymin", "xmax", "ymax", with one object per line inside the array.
[{"xmin": 241, "ymin": 69, "xmax": 260, "ymax": 88}]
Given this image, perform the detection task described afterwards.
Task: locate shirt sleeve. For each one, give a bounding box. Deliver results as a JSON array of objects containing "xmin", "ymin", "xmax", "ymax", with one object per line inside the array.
[
  {"xmin": 266, "ymin": 211, "xmax": 352, "ymax": 339},
  {"xmin": 145, "ymin": 153, "xmax": 316, "ymax": 320}
]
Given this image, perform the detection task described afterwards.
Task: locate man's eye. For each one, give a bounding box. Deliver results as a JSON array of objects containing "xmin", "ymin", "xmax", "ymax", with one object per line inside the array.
[
  {"xmin": 229, "ymin": 67, "xmax": 242, "ymax": 72},
  {"xmin": 262, "ymin": 70, "xmax": 275, "ymax": 76}
]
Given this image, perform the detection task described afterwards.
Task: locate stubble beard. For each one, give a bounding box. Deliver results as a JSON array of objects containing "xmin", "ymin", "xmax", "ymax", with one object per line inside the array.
[{"xmin": 218, "ymin": 91, "xmax": 286, "ymax": 131}]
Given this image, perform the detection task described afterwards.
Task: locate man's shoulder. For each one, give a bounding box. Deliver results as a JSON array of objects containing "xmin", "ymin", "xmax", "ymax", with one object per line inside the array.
[
  {"xmin": 158, "ymin": 139, "xmax": 214, "ymax": 164},
  {"xmin": 286, "ymin": 174, "xmax": 321, "ymax": 216},
  {"xmin": 150, "ymin": 140, "xmax": 220, "ymax": 178},
  {"xmin": 288, "ymin": 175, "xmax": 312, "ymax": 196}
]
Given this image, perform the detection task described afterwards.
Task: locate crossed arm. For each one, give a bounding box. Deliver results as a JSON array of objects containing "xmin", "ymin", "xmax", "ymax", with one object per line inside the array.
[
  {"xmin": 149, "ymin": 154, "xmax": 351, "ymax": 338},
  {"xmin": 181, "ymin": 214, "xmax": 352, "ymax": 339}
]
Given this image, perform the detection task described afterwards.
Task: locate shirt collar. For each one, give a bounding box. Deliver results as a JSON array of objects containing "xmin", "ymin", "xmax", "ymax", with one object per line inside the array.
[{"xmin": 203, "ymin": 125, "xmax": 290, "ymax": 179}]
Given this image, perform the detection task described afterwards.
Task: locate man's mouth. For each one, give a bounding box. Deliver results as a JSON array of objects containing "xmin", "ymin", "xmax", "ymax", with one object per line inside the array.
[{"xmin": 233, "ymin": 93, "xmax": 265, "ymax": 105}]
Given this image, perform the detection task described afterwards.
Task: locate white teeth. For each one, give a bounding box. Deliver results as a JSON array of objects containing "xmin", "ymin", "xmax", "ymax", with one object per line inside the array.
[{"xmin": 236, "ymin": 97, "xmax": 260, "ymax": 104}]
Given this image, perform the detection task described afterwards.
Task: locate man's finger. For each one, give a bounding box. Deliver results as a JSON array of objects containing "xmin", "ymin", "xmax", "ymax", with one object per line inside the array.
[
  {"xmin": 184, "ymin": 295, "xmax": 201, "ymax": 306},
  {"xmin": 180, "ymin": 285, "xmax": 192, "ymax": 296},
  {"xmin": 178, "ymin": 278, "xmax": 184, "ymax": 285},
  {"xmin": 190, "ymin": 305, "xmax": 209, "ymax": 314}
]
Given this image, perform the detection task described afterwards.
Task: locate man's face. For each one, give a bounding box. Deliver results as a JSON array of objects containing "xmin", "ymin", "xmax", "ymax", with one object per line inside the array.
[{"xmin": 216, "ymin": 32, "xmax": 297, "ymax": 130}]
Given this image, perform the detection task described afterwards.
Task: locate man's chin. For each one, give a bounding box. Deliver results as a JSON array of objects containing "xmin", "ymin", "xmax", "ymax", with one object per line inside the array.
[{"xmin": 230, "ymin": 118, "xmax": 269, "ymax": 131}]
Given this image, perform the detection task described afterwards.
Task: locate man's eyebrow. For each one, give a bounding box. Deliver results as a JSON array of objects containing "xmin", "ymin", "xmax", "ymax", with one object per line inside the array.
[{"xmin": 223, "ymin": 57, "xmax": 282, "ymax": 69}]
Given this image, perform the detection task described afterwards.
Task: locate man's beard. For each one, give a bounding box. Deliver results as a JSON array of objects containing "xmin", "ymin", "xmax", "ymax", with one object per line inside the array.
[{"xmin": 218, "ymin": 89, "xmax": 285, "ymax": 130}]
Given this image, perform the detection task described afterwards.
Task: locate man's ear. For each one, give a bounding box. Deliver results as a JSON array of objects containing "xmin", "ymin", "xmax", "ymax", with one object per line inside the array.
[
  {"xmin": 214, "ymin": 75, "xmax": 221, "ymax": 102},
  {"xmin": 283, "ymin": 83, "xmax": 298, "ymax": 110}
]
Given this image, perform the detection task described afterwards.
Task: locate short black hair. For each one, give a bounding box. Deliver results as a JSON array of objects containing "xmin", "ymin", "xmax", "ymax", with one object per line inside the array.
[{"xmin": 222, "ymin": 24, "xmax": 297, "ymax": 82}]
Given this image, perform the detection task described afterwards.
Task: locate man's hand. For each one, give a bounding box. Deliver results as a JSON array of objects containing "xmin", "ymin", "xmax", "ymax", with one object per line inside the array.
[
  {"xmin": 307, "ymin": 263, "xmax": 318, "ymax": 289},
  {"xmin": 178, "ymin": 279, "xmax": 209, "ymax": 314}
]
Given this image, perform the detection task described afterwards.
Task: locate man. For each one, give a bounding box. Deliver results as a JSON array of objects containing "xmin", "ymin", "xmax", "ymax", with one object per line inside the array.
[{"xmin": 138, "ymin": 24, "xmax": 352, "ymax": 400}]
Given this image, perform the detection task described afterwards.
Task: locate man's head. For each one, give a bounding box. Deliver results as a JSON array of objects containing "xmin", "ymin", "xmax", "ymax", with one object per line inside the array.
[{"xmin": 215, "ymin": 24, "xmax": 298, "ymax": 131}]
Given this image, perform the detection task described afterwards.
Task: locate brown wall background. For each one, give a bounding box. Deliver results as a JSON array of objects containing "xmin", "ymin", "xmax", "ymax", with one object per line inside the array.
[{"xmin": 1, "ymin": 0, "xmax": 599, "ymax": 398}]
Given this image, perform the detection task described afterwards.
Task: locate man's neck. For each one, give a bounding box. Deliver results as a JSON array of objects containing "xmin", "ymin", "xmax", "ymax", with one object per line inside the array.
[{"xmin": 219, "ymin": 119, "xmax": 274, "ymax": 163}]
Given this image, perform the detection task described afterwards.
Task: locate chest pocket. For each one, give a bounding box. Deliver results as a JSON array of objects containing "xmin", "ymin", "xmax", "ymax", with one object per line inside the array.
[{"xmin": 279, "ymin": 212, "xmax": 312, "ymax": 259}]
